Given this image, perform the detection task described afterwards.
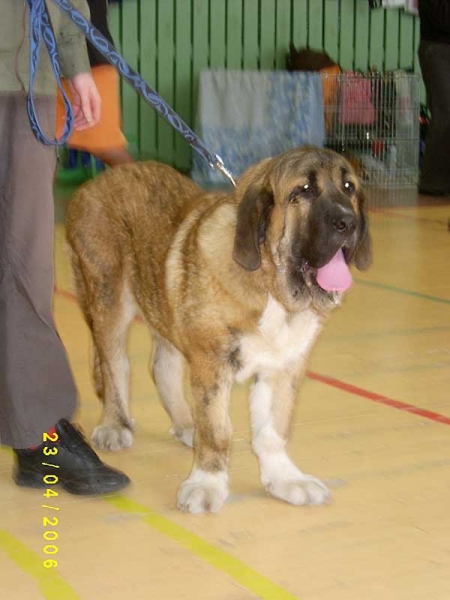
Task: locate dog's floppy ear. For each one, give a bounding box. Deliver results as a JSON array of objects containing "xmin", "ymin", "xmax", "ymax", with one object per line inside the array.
[
  {"xmin": 354, "ymin": 192, "xmax": 372, "ymax": 270},
  {"xmin": 232, "ymin": 184, "xmax": 274, "ymax": 271}
]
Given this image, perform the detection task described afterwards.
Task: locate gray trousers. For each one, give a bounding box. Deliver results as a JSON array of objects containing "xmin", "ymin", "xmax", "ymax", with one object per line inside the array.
[
  {"xmin": 0, "ymin": 93, "xmax": 77, "ymax": 448},
  {"xmin": 418, "ymin": 40, "xmax": 450, "ymax": 193}
]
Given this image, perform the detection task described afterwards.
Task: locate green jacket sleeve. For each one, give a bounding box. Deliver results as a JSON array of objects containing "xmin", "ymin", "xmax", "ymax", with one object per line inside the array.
[{"xmin": 56, "ymin": 0, "xmax": 91, "ymax": 80}]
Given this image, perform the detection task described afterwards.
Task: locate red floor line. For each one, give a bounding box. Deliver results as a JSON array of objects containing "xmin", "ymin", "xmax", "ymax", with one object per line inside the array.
[
  {"xmin": 54, "ymin": 287, "xmax": 450, "ymax": 427},
  {"xmin": 55, "ymin": 287, "xmax": 78, "ymax": 302},
  {"xmin": 306, "ymin": 370, "xmax": 450, "ymax": 426}
]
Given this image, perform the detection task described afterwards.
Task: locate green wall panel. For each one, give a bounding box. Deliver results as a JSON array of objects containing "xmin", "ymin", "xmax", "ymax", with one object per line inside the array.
[
  {"xmin": 174, "ymin": 0, "xmax": 193, "ymax": 169},
  {"xmin": 291, "ymin": 0, "xmax": 308, "ymax": 50},
  {"xmin": 276, "ymin": 0, "xmax": 291, "ymax": 69},
  {"xmin": 226, "ymin": 0, "xmax": 243, "ymax": 69},
  {"xmin": 260, "ymin": 0, "xmax": 277, "ymax": 69},
  {"xmin": 354, "ymin": 0, "xmax": 370, "ymax": 70},
  {"xmin": 108, "ymin": 0, "xmax": 421, "ymax": 169},
  {"xmin": 243, "ymin": 0, "xmax": 259, "ymax": 69},
  {"xmin": 338, "ymin": 0, "xmax": 355, "ymax": 70},
  {"xmin": 210, "ymin": 0, "xmax": 227, "ymax": 69},
  {"xmin": 384, "ymin": 8, "xmax": 400, "ymax": 71},
  {"xmin": 139, "ymin": 0, "xmax": 157, "ymax": 159},
  {"xmin": 323, "ymin": 0, "xmax": 339, "ymax": 61},
  {"xmin": 120, "ymin": 0, "xmax": 139, "ymax": 155},
  {"xmin": 156, "ymin": 1, "xmax": 176, "ymax": 163},
  {"xmin": 369, "ymin": 7, "xmax": 385, "ymax": 70}
]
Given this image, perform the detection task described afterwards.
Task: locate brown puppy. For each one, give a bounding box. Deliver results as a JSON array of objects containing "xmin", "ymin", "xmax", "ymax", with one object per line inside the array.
[{"xmin": 66, "ymin": 146, "xmax": 371, "ymax": 514}]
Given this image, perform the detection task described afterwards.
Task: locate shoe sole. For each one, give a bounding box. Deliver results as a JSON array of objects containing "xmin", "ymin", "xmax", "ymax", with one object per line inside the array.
[
  {"xmin": 13, "ymin": 470, "xmax": 47, "ymax": 489},
  {"xmin": 13, "ymin": 471, "xmax": 130, "ymax": 495}
]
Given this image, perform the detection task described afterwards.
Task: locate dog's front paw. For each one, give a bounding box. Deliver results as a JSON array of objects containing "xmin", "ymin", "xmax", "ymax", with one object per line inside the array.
[
  {"xmin": 267, "ymin": 475, "xmax": 330, "ymax": 506},
  {"xmin": 177, "ymin": 469, "xmax": 228, "ymax": 514},
  {"xmin": 91, "ymin": 424, "xmax": 133, "ymax": 451}
]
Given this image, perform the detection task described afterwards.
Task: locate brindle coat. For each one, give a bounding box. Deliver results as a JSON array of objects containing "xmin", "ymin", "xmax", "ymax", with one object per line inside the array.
[{"xmin": 66, "ymin": 146, "xmax": 371, "ymax": 513}]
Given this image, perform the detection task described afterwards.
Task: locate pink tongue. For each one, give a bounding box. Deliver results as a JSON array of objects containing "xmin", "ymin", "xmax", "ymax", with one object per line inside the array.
[{"xmin": 316, "ymin": 248, "xmax": 352, "ymax": 292}]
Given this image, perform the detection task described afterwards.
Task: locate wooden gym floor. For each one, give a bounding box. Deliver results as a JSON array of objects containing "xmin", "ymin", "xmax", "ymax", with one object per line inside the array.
[{"xmin": 0, "ymin": 187, "xmax": 449, "ymax": 600}]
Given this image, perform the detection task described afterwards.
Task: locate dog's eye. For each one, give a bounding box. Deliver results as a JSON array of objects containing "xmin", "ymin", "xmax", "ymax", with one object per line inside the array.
[
  {"xmin": 289, "ymin": 184, "xmax": 314, "ymax": 203},
  {"xmin": 343, "ymin": 181, "xmax": 355, "ymax": 194},
  {"xmin": 300, "ymin": 183, "xmax": 316, "ymax": 199}
]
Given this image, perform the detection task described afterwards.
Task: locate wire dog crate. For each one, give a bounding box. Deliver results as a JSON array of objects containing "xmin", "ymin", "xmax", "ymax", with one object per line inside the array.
[{"xmin": 322, "ymin": 71, "xmax": 420, "ymax": 188}]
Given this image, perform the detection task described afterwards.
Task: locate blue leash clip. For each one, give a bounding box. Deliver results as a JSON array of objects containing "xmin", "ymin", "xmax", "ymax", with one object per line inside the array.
[{"xmin": 26, "ymin": 0, "xmax": 236, "ymax": 186}]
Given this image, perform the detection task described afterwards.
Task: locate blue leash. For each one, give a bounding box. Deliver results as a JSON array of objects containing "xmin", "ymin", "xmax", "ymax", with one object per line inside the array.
[
  {"xmin": 26, "ymin": 0, "xmax": 74, "ymax": 145},
  {"xmin": 26, "ymin": 0, "xmax": 236, "ymax": 186}
]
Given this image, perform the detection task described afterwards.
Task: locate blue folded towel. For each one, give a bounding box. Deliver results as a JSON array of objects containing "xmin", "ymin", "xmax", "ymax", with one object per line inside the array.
[{"xmin": 191, "ymin": 69, "xmax": 325, "ymax": 185}]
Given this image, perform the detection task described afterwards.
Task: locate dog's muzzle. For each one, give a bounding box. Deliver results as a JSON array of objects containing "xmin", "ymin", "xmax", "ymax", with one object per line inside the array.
[{"xmin": 329, "ymin": 202, "xmax": 357, "ymax": 238}]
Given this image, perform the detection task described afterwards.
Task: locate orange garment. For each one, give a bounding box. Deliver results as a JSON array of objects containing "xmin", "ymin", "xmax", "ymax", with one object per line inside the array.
[
  {"xmin": 56, "ymin": 64, "xmax": 127, "ymax": 152},
  {"xmin": 321, "ymin": 64, "xmax": 341, "ymax": 133}
]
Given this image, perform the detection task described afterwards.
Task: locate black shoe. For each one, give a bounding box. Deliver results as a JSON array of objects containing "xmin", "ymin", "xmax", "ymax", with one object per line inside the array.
[{"xmin": 13, "ymin": 419, "xmax": 130, "ymax": 495}]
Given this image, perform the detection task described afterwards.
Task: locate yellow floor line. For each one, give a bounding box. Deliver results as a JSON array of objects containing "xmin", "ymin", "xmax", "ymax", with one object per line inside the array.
[
  {"xmin": 106, "ymin": 495, "xmax": 299, "ymax": 600},
  {"xmin": 0, "ymin": 530, "xmax": 81, "ymax": 600}
]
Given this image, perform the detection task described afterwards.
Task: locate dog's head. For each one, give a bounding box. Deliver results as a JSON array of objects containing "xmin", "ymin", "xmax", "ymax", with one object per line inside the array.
[{"xmin": 232, "ymin": 146, "xmax": 372, "ymax": 308}]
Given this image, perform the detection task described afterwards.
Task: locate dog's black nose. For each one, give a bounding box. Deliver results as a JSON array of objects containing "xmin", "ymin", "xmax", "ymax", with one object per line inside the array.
[{"xmin": 331, "ymin": 206, "xmax": 356, "ymax": 236}]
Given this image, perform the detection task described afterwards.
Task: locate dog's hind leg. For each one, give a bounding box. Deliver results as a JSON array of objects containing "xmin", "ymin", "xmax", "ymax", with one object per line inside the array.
[
  {"xmin": 89, "ymin": 283, "xmax": 137, "ymax": 450},
  {"xmin": 91, "ymin": 346, "xmax": 104, "ymax": 402},
  {"xmin": 71, "ymin": 254, "xmax": 106, "ymax": 404},
  {"xmin": 67, "ymin": 210, "xmax": 137, "ymax": 450},
  {"xmin": 152, "ymin": 335, "xmax": 194, "ymax": 448},
  {"xmin": 250, "ymin": 366, "xmax": 330, "ymax": 507},
  {"xmin": 88, "ymin": 282, "xmax": 137, "ymax": 451}
]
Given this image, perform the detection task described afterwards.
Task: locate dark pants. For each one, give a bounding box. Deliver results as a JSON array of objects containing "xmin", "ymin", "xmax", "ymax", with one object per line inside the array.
[
  {"xmin": 0, "ymin": 93, "xmax": 77, "ymax": 448},
  {"xmin": 418, "ymin": 40, "xmax": 450, "ymax": 193}
]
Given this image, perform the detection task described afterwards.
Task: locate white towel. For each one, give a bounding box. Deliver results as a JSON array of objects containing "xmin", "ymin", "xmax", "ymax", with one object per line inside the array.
[{"xmin": 382, "ymin": 0, "xmax": 418, "ymax": 13}]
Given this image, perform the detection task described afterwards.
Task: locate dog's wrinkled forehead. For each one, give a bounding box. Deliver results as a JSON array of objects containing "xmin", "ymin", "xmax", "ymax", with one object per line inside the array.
[{"xmin": 269, "ymin": 147, "xmax": 358, "ymax": 196}]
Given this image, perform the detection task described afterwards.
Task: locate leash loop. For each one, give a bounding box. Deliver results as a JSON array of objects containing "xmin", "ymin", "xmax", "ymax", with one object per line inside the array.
[
  {"xmin": 26, "ymin": 0, "xmax": 74, "ymax": 145},
  {"xmin": 26, "ymin": 0, "xmax": 236, "ymax": 185}
]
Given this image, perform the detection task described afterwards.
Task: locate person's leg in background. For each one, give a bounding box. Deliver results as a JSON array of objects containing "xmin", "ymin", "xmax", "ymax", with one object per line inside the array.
[
  {"xmin": 0, "ymin": 94, "xmax": 130, "ymax": 494},
  {"xmin": 93, "ymin": 146, "xmax": 134, "ymax": 167},
  {"xmin": 418, "ymin": 40, "xmax": 450, "ymax": 195},
  {"xmin": 56, "ymin": 65, "xmax": 134, "ymax": 168}
]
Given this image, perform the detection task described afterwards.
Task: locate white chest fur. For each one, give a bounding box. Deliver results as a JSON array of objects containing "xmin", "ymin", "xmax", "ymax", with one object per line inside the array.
[{"xmin": 236, "ymin": 294, "xmax": 322, "ymax": 383}]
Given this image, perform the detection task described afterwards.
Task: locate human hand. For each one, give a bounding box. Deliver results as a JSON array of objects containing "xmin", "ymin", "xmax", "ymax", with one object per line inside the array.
[{"xmin": 67, "ymin": 72, "xmax": 102, "ymax": 131}]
